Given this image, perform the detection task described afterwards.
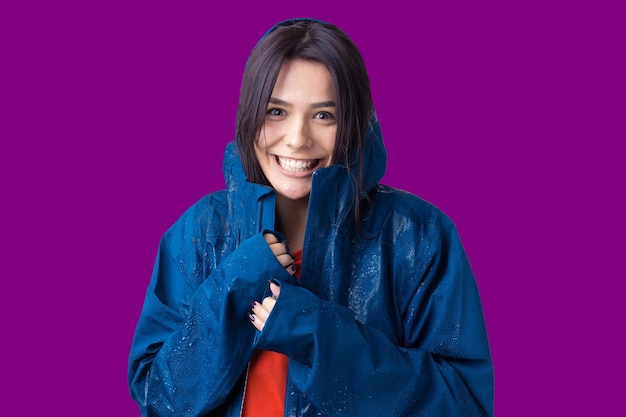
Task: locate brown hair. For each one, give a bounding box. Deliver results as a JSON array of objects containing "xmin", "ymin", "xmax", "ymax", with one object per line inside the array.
[{"xmin": 236, "ymin": 19, "xmax": 373, "ymax": 223}]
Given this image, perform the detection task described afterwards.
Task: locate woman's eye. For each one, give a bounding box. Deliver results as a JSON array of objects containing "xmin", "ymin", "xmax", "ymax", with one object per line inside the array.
[
  {"xmin": 315, "ymin": 111, "xmax": 335, "ymax": 120},
  {"xmin": 267, "ymin": 108, "xmax": 284, "ymax": 116}
]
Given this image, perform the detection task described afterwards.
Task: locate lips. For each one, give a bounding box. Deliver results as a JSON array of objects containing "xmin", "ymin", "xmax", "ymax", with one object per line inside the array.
[{"xmin": 276, "ymin": 156, "xmax": 321, "ymax": 172}]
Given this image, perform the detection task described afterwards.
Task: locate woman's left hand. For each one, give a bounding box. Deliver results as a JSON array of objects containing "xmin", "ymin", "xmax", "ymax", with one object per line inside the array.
[{"xmin": 249, "ymin": 281, "xmax": 280, "ymax": 331}]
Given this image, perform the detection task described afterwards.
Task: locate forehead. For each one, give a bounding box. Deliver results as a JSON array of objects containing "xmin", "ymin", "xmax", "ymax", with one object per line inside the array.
[{"xmin": 272, "ymin": 59, "xmax": 336, "ymax": 102}]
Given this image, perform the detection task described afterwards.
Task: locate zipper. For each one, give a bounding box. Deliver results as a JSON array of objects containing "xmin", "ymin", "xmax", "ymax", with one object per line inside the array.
[
  {"xmin": 283, "ymin": 361, "xmax": 290, "ymax": 417},
  {"xmin": 238, "ymin": 363, "xmax": 251, "ymax": 417}
]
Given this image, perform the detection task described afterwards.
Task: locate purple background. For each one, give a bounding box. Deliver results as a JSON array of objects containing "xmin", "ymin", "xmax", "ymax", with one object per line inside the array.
[{"xmin": 2, "ymin": 1, "xmax": 624, "ymax": 415}]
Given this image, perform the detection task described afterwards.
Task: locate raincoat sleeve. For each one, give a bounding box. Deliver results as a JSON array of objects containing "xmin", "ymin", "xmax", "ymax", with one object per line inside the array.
[
  {"xmin": 254, "ymin": 215, "xmax": 494, "ymax": 416},
  {"xmin": 128, "ymin": 209, "xmax": 293, "ymax": 416}
]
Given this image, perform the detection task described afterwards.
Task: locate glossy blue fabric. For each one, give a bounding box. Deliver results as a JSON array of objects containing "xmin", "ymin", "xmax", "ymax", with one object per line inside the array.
[{"xmin": 128, "ymin": 110, "xmax": 494, "ymax": 416}]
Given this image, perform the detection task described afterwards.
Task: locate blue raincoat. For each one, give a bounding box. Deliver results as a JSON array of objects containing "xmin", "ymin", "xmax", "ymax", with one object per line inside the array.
[{"xmin": 128, "ymin": 113, "xmax": 494, "ymax": 416}]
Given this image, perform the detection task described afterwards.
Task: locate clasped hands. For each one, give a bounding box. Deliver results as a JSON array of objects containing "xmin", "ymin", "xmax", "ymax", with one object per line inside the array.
[{"xmin": 248, "ymin": 232, "xmax": 297, "ymax": 331}]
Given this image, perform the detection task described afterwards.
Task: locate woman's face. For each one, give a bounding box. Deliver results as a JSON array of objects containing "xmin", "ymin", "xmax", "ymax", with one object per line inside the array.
[{"xmin": 255, "ymin": 59, "xmax": 337, "ymax": 201}]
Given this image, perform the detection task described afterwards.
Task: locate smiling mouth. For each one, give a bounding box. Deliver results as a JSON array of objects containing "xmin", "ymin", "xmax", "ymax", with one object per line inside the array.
[{"xmin": 276, "ymin": 156, "xmax": 321, "ymax": 172}]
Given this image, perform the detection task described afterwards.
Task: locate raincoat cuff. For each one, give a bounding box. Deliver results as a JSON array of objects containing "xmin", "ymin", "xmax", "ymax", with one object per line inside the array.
[{"xmin": 253, "ymin": 281, "xmax": 321, "ymax": 365}]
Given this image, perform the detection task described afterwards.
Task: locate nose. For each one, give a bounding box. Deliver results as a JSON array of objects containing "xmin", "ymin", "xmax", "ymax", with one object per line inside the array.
[{"xmin": 284, "ymin": 117, "xmax": 312, "ymax": 149}]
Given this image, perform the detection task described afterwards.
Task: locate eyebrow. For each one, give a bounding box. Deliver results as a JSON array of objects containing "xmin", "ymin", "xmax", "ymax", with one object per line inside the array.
[{"xmin": 268, "ymin": 97, "xmax": 336, "ymax": 109}]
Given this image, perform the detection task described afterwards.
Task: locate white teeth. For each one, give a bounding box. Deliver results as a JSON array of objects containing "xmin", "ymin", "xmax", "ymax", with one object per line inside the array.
[{"xmin": 277, "ymin": 157, "xmax": 317, "ymax": 172}]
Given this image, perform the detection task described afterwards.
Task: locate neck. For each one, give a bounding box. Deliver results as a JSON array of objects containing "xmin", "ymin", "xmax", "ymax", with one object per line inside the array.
[{"xmin": 275, "ymin": 194, "xmax": 308, "ymax": 252}]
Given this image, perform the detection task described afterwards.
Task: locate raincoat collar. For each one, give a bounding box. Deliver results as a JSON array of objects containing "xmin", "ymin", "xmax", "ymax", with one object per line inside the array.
[{"xmin": 222, "ymin": 111, "xmax": 386, "ymax": 240}]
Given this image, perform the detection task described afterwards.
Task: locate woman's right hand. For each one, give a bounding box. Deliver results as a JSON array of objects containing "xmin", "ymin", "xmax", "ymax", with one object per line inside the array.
[{"xmin": 263, "ymin": 232, "xmax": 296, "ymax": 276}]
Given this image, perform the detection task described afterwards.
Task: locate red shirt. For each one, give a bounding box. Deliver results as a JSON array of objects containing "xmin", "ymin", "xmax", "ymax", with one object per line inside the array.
[{"xmin": 241, "ymin": 248, "xmax": 302, "ymax": 417}]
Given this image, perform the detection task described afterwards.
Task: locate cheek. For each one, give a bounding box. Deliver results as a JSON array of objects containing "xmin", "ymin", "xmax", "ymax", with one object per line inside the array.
[
  {"xmin": 254, "ymin": 143, "xmax": 267, "ymax": 166},
  {"xmin": 257, "ymin": 122, "xmax": 280, "ymax": 147},
  {"xmin": 254, "ymin": 127, "xmax": 271, "ymax": 154},
  {"xmin": 324, "ymin": 129, "xmax": 337, "ymax": 155}
]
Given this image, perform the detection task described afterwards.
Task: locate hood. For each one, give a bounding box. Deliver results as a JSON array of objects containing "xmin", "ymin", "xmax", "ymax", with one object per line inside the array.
[{"xmin": 222, "ymin": 18, "xmax": 387, "ymax": 234}]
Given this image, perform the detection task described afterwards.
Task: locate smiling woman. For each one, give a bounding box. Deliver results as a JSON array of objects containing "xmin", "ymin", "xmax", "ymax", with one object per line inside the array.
[
  {"xmin": 128, "ymin": 18, "xmax": 494, "ymax": 417},
  {"xmin": 254, "ymin": 59, "xmax": 337, "ymax": 221}
]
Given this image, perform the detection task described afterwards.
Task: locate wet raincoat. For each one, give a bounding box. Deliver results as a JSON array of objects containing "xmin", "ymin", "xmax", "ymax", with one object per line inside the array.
[{"xmin": 128, "ymin": 112, "xmax": 494, "ymax": 416}]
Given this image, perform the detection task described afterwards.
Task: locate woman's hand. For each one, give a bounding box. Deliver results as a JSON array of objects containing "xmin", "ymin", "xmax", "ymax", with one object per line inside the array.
[
  {"xmin": 263, "ymin": 232, "xmax": 296, "ymax": 275},
  {"xmin": 248, "ymin": 232, "xmax": 295, "ymax": 331},
  {"xmin": 249, "ymin": 281, "xmax": 280, "ymax": 331}
]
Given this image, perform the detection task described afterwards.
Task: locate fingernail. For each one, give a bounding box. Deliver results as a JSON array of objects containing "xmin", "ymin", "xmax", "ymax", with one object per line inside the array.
[
  {"xmin": 247, "ymin": 312, "xmax": 255, "ymax": 322},
  {"xmin": 250, "ymin": 301, "xmax": 257, "ymax": 310},
  {"xmin": 290, "ymin": 265, "xmax": 297, "ymax": 273}
]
